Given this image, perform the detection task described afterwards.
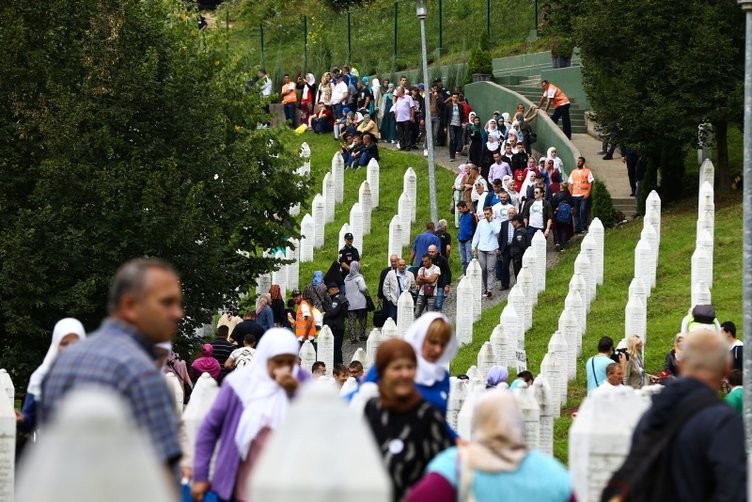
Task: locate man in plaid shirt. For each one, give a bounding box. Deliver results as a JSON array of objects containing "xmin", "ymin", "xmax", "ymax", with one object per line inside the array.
[{"xmin": 40, "ymin": 258, "xmax": 184, "ymax": 478}]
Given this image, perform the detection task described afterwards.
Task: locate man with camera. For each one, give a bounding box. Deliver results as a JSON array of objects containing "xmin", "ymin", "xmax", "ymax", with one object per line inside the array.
[{"xmin": 585, "ymin": 336, "xmax": 626, "ymax": 396}]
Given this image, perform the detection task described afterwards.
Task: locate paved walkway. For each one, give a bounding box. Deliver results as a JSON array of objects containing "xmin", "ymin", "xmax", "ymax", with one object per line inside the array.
[{"xmin": 570, "ymin": 133, "xmax": 632, "ymax": 200}]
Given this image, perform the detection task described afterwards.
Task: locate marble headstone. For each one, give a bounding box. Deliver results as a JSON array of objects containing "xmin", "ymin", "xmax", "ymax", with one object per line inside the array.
[
  {"xmin": 500, "ymin": 303, "xmax": 524, "ymax": 351},
  {"xmin": 533, "ymin": 375, "xmax": 554, "ymax": 455},
  {"xmin": 403, "ymin": 168, "xmax": 417, "ymax": 221},
  {"xmin": 349, "ymin": 203, "xmax": 364, "ymax": 253},
  {"xmin": 624, "ymin": 295, "xmax": 647, "ymax": 343},
  {"xmin": 691, "ymin": 281, "xmax": 712, "ymax": 308},
  {"xmin": 477, "ymin": 342, "xmax": 496, "ymax": 381},
  {"xmin": 323, "ymin": 172, "xmax": 335, "ymax": 223},
  {"xmin": 365, "ymin": 328, "xmax": 385, "ymax": 369},
  {"xmin": 367, "ymin": 159, "xmax": 380, "ymax": 208},
  {"xmin": 512, "ymin": 384, "xmax": 541, "ymax": 450},
  {"xmin": 539, "ymin": 353, "xmax": 562, "ymax": 418},
  {"xmin": 312, "ymin": 194, "xmax": 326, "ymax": 249},
  {"xmin": 456, "ymin": 277, "xmax": 474, "ymax": 345},
  {"xmin": 337, "ymin": 223, "xmax": 351, "ymax": 256},
  {"xmin": 381, "ymin": 318, "xmax": 399, "ymax": 339},
  {"xmin": 332, "ymin": 152, "xmax": 345, "ymax": 203},
  {"xmin": 317, "ymin": 326, "xmax": 335, "ymax": 377},
  {"xmin": 447, "ymin": 377, "xmax": 468, "ymax": 431},
  {"xmin": 574, "ymin": 252, "xmax": 595, "ymax": 305},
  {"xmin": 695, "ymin": 229, "xmax": 714, "ymax": 290},
  {"xmin": 531, "ymin": 231, "xmax": 547, "ymax": 292},
  {"xmin": 299, "ymin": 341, "xmax": 317, "ymax": 374},
  {"xmin": 467, "ymin": 259, "xmax": 483, "ymax": 321},
  {"xmin": 359, "ymin": 181, "xmax": 372, "ymax": 235},
  {"xmin": 564, "ymin": 290, "xmax": 586, "ymax": 352},
  {"xmin": 286, "ymin": 240, "xmax": 300, "ymax": 292},
  {"xmin": 691, "ymin": 247, "xmax": 712, "ymax": 297},
  {"xmin": 397, "ymin": 193, "xmax": 412, "ymax": 247},
  {"xmin": 456, "ymin": 379, "xmax": 485, "ymax": 439},
  {"xmin": 490, "ymin": 324, "xmax": 515, "ymax": 369},
  {"xmin": 0, "ymin": 369, "xmax": 13, "ymax": 409},
  {"xmin": 387, "ymin": 215, "xmax": 403, "ymax": 265},
  {"xmin": 640, "ymin": 223, "xmax": 659, "ymax": 266},
  {"xmin": 508, "ymin": 285, "xmax": 530, "ymax": 334},
  {"xmin": 351, "ymin": 348, "xmax": 368, "ymax": 366},
  {"xmin": 588, "ymin": 218, "xmax": 605, "ymax": 285},
  {"xmin": 569, "ymin": 272, "xmax": 589, "ymax": 314},
  {"xmin": 548, "ymin": 331, "xmax": 570, "ymax": 397},
  {"xmin": 0, "ymin": 373, "xmax": 15, "ymax": 502},
  {"xmin": 558, "ymin": 308, "xmax": 580, "ymax": 378},
  {"xmin": 396, "ymin": 291, "xmax": 415, "ymax": 338},
  {"xmin": 300, "ymin": 214, "xmax": 314, "ymax": 262},
  {"xmin": 271, "ymin": 250, "xmax": 288, "ymax": 298},
  {"xmin": 634, "ymin": 239, "xmax": 655, "ymax": 291}
]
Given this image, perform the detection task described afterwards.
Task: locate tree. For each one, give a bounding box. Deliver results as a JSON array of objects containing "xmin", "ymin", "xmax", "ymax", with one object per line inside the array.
[
  {"xmin": 0, "ymin": 0, "xmax": 309, "ymax": 384},
  {"xmin": 572, "ymin": 0, "xmax": 743, "ymax": 196}
]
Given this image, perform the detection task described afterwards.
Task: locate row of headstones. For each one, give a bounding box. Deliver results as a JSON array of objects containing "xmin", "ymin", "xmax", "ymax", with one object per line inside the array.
[
  {"xmin": 445, "ymin": 218, "xmax": 607, "ymax": 457},
  {"xmin": 691, "ymin": 159, "xmax": 715, "ymax": 306},
  {"xmin": 386, "ymin": 167, "xmax": 419, "ymax": 264},
  {"xmin": 5, "ymin": 376, "xmax": 393, "ymax": 500}
]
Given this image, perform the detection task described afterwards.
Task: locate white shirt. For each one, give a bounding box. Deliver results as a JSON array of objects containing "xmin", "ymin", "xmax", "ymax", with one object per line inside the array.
[
  {"xmin": 528, "ymin": 200, "xmax": 544, "ymax": 229},
  {"xmin": 332, "ymin": 81, "xmax": 349, "ymax": 104},
  {"xmin": 591, "ymin": 381, "xmax": 623, "ymax": 397},
  {"xmin": 260, "ymin": 76, "xmax": 272, "ymax": 97},
  {"xmin": 417, "ymin": 265, "xmax": 441, "ymax": 296},
  {"xmin": 493, "ymin": 202, "xmax": 513, "ymax": 221}
]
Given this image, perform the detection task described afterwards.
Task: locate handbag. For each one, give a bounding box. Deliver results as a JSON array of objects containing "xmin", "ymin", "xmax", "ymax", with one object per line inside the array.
[
  {"xmin": 365, "ymin": 294, "xmax": 376, "ymax": 312},
  {"xmin": 423, "ymin": 284, "xmax": 436, "ymax": 297},
  {"xmin": 372, "ymin": 309, "xmax": 388, "ymax": 328}
]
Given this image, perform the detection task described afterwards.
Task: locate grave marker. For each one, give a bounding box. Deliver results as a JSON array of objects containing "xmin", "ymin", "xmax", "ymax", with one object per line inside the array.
[
  {"xmin": 299, "ymin": 341, "xmax": 317, "ymax": 374},
  {"xmin": 531, "ymin": 231, "xmax": 547, "ymax": 292},
  {"xmin": 397, "ymin": 193, "xmax": 412, "ymax": 247},
  {"xmin": 691, "ymin": 281, "xmax": 712, "ymax": 308},
  {"xmin": 332, "ymin": 152, "xmax": 345, "ymax": 203},
  {"xmin": 564, "ymin": 291, "xmax": 586, "ymax": 352},
  {"xmin": 367, "ymin": 159, "xmax": 380, "ymax": 208},
  {"xmin": 285, "ymin": 241, "xmax": 299, "ymax": 292},
  {"xmin": 490, "ymin": 324, "xmax": 515, "ymax": 369},
  {"xmin": 695, "ymin": 229, "xmax": 714, "ymax": 289},
  {"xmin": 351, "ymin": 348, "xmax": 368, "ymax": 366},
  {"xmin": 512, "ymin": 384, "xmax": 540, "ymax": 450},
  {"xmin": 403, "ymin": 168, "xmax": 417, "ymax": 221},
  {"xmin": 477, "ymin": 342, "xmax": 496, "ymax": 381},
  {"xmin": 558, "ymin": 309, "xmax": 580, "ymax": 379},
  {"xmin": 349, "ymin": 203, "xmax": 364, "ymax": 253},
  {"xmin": 256, "ymin": 273, "xmax": 272, "ymax": 296},
  {"xmin": 271, "ymin": 250, "xmax": 288, "ymax": 298},
  {"xmin": 312, "ymin": 195, "xmax": 326, "ymax": 249},
  {"xmin": 0, "ymin": 375, "xmax": 14, "ymax": 502},
  {"xmin": 447, "ymin": 377, "xmax": 468, "ymax": 431},
  {"xmin": 456, "ymin": 379, "xmax": 485, "ymax": 439},
  {"xmin": 691, "ymin": 247, "xmax": 712, "ymax": 297},
  {"xmin": 467, "ymin": 259, "xmax": 483, "ymax": 321},
  {"xmin": 548, "ymin": 331, "xmax": 570, "ymax": 399},
  {"xmin": 317, "ymin": 326, "xmax": 335, "ymax": 377},
  {"xmin": 533, "ymin": 375, "xmax": 554, "ymax": 455},
  {"xmin": 589, "ymin": 218, "xmax": 605, "ymax": 285},
  {"xmin": 634, "ymin": 239, "xmax": 655, "ymax": 291},
  {"xmin": 323, "ymin": 172, "xmax": 335, "ymax": 223},
  {"xmin": 640, "ymin": 223, "xmax": 658, "ymax": 266},
  {"xmin": 574, "ymin": 252, "xmax": 595, "ymax": 305},
  {"xmin": 396, "ymin": 291, "xmax": 415, "ymax": 338},
  {"xmin": 387, "ymin": 216, "xmax": 403, "ymax": 265},
  {"xmin": 625, "ymin": 295, "xmax": 647, "ymax": 343},
  {"xmin": 300, "ymin": 214, "xmax": 314, "ymax": 262},
  {"xmin": 359, "ymin": 181, "xmax": 372, "ymax": 235},
  {"xmin": 500, "ymin": 303, "xmax": 524, "ymax": 351},
  {"xmin": 0, "ymin": 369, "xmax": 13, "ymax": 408},
  {"xmin": 365, "ymin": 328, "xmax": 385, "ymax": 369},
  {"xmin": 456, "ymin": 277, "xmax": 474, "ymax": 345},
  {"xmin": 539, "ymin": 353, "xmax": 562, "ymax": 418},
  {"xmin": 381, "ymin": 317, "xmax": 399, "ymax": 339},
  {"xmin": 581, "ymin": 235, "xmax": 599, "ymax": 295},
  {"xmin": 508, "ymin": 285, "xmax": 530, "ymax": 335},
  {"xmin": 569, "ymin": 272, "xmax": 589, "ymax": 314}
]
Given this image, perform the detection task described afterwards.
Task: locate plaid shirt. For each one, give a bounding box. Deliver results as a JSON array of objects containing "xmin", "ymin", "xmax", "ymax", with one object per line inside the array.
[{"xmin": 40, "ymin": 318, "xmax": 182, "ymax": 469}]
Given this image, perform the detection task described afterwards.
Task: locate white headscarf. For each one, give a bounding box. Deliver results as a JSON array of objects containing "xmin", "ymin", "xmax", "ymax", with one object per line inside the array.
[
  {"xmin": 547, "ymin": 146, "xmax": 564, "ymax": 170},
  {"xmin": 302, "ymin": 73, "xmax": 316, "ymax": 101},
  {"xmin": 28, "ymin": 318, "xmax": 86, "ymax": 397},
  {"xmin": 485, "ymin": 133, "xmax": 500, "ymax": 152},
  {"xmin": 519, "ymin": 170, "xmax": 537, "ymax": 199},
  {"xmin": 404, "ymin": 313, "xmax": 458, "ymax": 386},
  {"xmin": 229, "ymin": 328, "xmax": 300, "ymax": 459}
]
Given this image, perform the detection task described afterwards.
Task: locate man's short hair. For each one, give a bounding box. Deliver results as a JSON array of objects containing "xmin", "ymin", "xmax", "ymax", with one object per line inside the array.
[
  {"xmin": 108, "ymin": 258, "xmax": 177, "ymax": 313},
  {"xmin": 511, "ymin": 214, "xmax": 524, "ymax": 224},
  {"xmin": 606, "ymin": 363, "xmax": 619, "ymax": 376},
  {"xmin": 348, "ymin": 360, "xmax": 364, "ymax": 372},
  {"xmin": 425, "ymin": 222, "xmax": 435, "ymax": 230},
  {"xmin": 517, "ymin": 370, "xmax": 534, "ymax": 383},
  {"xmin": 244, "ymin": 333, "xmax": 256, "ymax": 346},
  {"xmin": 728, "ymin": 369, "xmax": 743, "ymax": 387},
  {"xmin": 483, "ymin": 206, "xmax": 493, "ymax": 213},
  {"xmin": 312, "ymin": 361, "xmax": 326, "ymax": 373},
  {"xmin": 422, "ymin": 253, "xmax": 433, "ymax": 262},
  {"xmin": 333, "ymin": 364, "xmax": 348, "ymax": 376},
  {"xmin": 598, "ymin": 336, "xmax": 614, "ymax": 353},
  {"xmin": 456, "ymin": 201, "xmax": 467, "ymax": 209},
  {"xmin": 721, "ymin": 321, "xmax": 737, "ymax": 338},
  {"xmin": 217, "ymin": 325, "xmax": 229, "ymax": 337},
  {"xmin": 578, "ymin": 156, "xmax": 586, "ymax": 163}
]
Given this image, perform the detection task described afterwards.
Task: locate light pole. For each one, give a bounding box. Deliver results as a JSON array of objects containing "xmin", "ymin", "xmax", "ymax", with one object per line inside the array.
[
  {"xmin": 417, "ymin": 0, "xmax": 438, "ymax": 224},
  {"xmin": 738, "ymin": 0, "xmax": 752, "ymax": 464}
]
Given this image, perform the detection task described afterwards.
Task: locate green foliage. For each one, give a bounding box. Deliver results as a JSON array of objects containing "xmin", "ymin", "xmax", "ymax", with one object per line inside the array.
[
  {"xmin": 465, "ymin": 48, "xmax": 492, "ymax": 84},
  {"xmin": 0, "ymin": 0, "xmax": 309, "ymax": 386},
  {"xmin": 572, "ymin": 0, "xmax": 744, "ymax": 198},
  {"xmin": 591, "ymin": 180, "xmax": 617, "ymax": 227}
]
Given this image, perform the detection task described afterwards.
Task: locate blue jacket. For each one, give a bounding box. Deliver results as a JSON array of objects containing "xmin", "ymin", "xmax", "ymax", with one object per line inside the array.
[{"xmin": 458, "ymin": 211, "xmax": 476, "ymax": 242}]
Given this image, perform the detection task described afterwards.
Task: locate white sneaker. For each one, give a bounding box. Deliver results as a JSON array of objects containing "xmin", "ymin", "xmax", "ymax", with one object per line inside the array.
[{"xmin": 423, "ymin": 149, "xmax": 428, "ymax": 157}]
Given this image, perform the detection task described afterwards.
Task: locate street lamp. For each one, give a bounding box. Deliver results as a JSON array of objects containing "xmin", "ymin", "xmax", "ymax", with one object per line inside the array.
[
  {"xmin": 416, "ymin": 0, "xmax": 438, "ymax": 225},
  {"xmin": 737, "ymin": 0, "xmax": 752, "ymax": 461}
]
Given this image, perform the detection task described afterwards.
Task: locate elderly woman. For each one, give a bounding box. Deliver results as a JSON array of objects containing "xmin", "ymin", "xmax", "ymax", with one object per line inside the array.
[
  {"xmin": 192, "ymin": 329, "xmax": 307, "ymax": 502},
  {"xmin": 191, "ymin": 344, "xmax": 221, "ymax": 382},
  {"xmin": 344, "ymin": 261, "xmax": 369, "ymax": 343},
  {"xmin": 357, "ymin": 113, "xmax": 380, "ymax": 140},
  {"xmin": 303, "ymin": 270, "xmax": 331, "ymax": 314},
  {"xmin": 624, "ymin": 335, "xmax": 648, "ymax": 389},
  {"xmin": 364, "ymin": 339, "xmax": 454, "ymax": 502},
  {"xmin": 255, "ymin": 293, "xmax": 274, "ymax": 332},
  {"xmin": 663, "ymin": 333, "xmax": 684, "ymax": 377},
  {"xmin": 485, "ymin": 366, "xmax": 509, "ymax": 389},
  {"xmin": 452, "ymin": 163, "xmax": 469, "ymax": 228},
  {"xmin": 407, "ymin": 388, "xmax": 572, "ymax": 502},
  {"xmin": 17, "ymin": 318, "xmax": 86, "ymax": 432},
  {"xmin": 378, "ymin": 83, "xmax": 396, "ymax": 142}
]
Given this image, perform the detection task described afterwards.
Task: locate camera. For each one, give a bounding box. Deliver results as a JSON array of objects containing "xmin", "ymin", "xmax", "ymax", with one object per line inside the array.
[{"xmin": 611, "ymin": 348, "xmax": 629, "ymax": 363}]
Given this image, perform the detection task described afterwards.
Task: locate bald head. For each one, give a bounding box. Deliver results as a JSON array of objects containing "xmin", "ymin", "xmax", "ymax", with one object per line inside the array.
[
  {"xmin": 680, "ymin": 329, "xmax": 730, "ymax": 388},
  {"xmin": 428, "ymin": 244, "xmax": 438, "ymax": 258},
  {"xmin": 389, "ymin": 254, "xmax": 399, "ymax": 268}
]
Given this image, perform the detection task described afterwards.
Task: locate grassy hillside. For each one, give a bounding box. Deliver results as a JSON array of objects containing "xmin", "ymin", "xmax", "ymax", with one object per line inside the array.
[{"xmin": 450, "ymin": 197, "xmax": 743, "ymax": 462}]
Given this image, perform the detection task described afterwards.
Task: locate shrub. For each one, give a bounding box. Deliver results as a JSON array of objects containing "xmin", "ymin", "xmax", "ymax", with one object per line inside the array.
[{"xmin": 591, "ymin": 179, "xmax": 618, "ymax": 227}]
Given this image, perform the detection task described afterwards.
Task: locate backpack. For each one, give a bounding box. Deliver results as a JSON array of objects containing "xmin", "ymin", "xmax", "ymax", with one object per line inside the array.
[
  {"xmin": 233, "ymin": 348, "xmax": 255, "ymax": 368},
  {"xmin": 600, "ymin": 393, "xmax": 722, "ymax": 502},
  {"xmin": 556, "ymin": 200, "xmax": 572, "ymax": 223}
]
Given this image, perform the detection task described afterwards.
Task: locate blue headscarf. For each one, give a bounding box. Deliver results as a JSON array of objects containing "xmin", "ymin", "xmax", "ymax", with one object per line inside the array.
[
  {"xmin": 486, "ymin": 366, "xmax": 509, "ymax": 389},
  {"xmin": 312, "ymin": 271, "xmax": 324, "ymax": 286}
]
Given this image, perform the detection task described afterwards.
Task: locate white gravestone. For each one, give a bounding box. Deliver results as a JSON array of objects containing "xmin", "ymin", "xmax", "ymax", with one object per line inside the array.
[
  {"xmin": 558, "ymin": 308, "xmax": 580, "ymax": 379},
  {"xmin": 317, "ymin": 326, "xmax": 335, "ymax": 377},
  {"xmin": 0, "ymin": 373, "xmax": 15, "ymax": 502},
  {"xmin": 466, "ymin": 366, "xmax": 482, "ymax": 381},
  {"xmin": 338, "ymin": 223, "xmax": 351, "ymax": 253},
  {"xmin": 403, "ymin": 168, "xmax": 417, "ymax": 221},
  {"xmin": 695, "ymin": 229, "xmax": 713, "ymax": 290},
  {"xmin": 456, "ymin": 379, "xmax": 485, "ymax": 440},
  {"xmin": 271, "ymin": 250, "xmax": 288, "ymax": 298},
  {"xmin": 517, "ymin": 267, "xmax": 537, "ymax": 328},
  {"xmin": 531, "ymin": 231, "xmax": 547, "ymax": 292},
  {"xmin": 691, "ymin": 281, "xmax": 712, "ymax": 308},
  {"xmin": 699, "ymin": 158, "xmax": 715, "ymax": 189},
  {"xmin": 490, "ymin": 324, "xmax": 515, "ymax": 369},
  {"xmin": 515, "ymin": 348, "xmax": 528, "ymax": 373},
  {"xmin": 312, "ymin": 194, "xmax": 326, "ymax": 249},
  {"xmin": 645, "ymin": 191, "xmax": 662, "ymax": 241},
  {"xmin": 548, "ymin": 331, "xmax": 570, "ymax": 399},
  {"xmin": 691, "ymin": 247, "xmax": 712, "ymax": 297},
  {"xmin": 539, "ymin": 352, "xmax": 562, "ymax": 418},
  {"xmin": 0, "ymin": 369, "xmax": 13, "ymax": 409},
  {"xmin": 332, "ymin": 152, "xmax": 345, "ymax": 204},
  {"xmin": 365, "ymin": 328, "xmax": 385, "ymax": 370},
  {"xmin": 589, "ymin": 218, "xmax": 605, "ymax": 286},
  {"xmin": 396, "ymin": 291, "xmax": 415, "ymax": 338},
  {"xmin": 634, "ymin": 239, "xmax": 655, "ymax": 291},
  {"xmin": 477, "ymin": 342, "xmax": 496, "ymax": 381},
  {"xmin": 163, "ymin": 373, "xmax": 184, "ymax": 414},
  {"xmin": 323, "ymin": 172, "xmax": 335, "ymax": 223},
  {"xmin": 564, "ymin": 291, "xmax": 586, "ymax": 352},
  {"xmin": 299, "ymin": 142, "xmax": 311, "ymax": 164},
  {"xmin": 299, "ymin": 340, "xmax": 317, "ymax": 374},
  {"xmin": 628, "ymin": 277, "xmax": 648, "ymax": 311},
  {"xmin": 522, "ymin": 249, "xmax": 537, "ymax": 294},
  {"xmin": 359, "ymin": 181, "xmax": 373, "ymax": 235},
  {"xmin": 351, "ymin": 348, "xmax": 368, "ymax": 366},
  {"xmin": 15, "ymin": 388, "xmax": 173, "ymax": 502},
  {"xmin": 467, "ymin": 258, "xmax": 483, "ymax": 321},
  {"xmin": 569, "ymin": 272, "xmax": 589, "ymax": 314},
  {"xmin": 250, "ymin": 384, "xmax": 391, "ymax": 502},
  {"xmin": 349, "ymin": 203, "xmax": 364, "ymax": 253},
  {"xmin": 533, "ymin": 375, "xmax": 554, "ymax": 455},
  {"xmin": 508, "ymin": 285, "xmax": 530, "ymax": 335},
  {"xmin": 300, "ymin": 214, "xmax": 314, "ymax": 262},
  {"xmin": 698, "ymin": 181, "xmax": 715, "ymax": 238},
  {"xmin": 640, "ymin": 223, "xmax": 659, "ymax": 266},
  {"xmin": 387, "ymin": 215, "xmax": 403, "ymax": 265},
  {"xmin": 286, "ymin": 240, "xmax": 299, "ymax": 292},
  {"xmin": 397, "ymin": 193, "xmax": 412, "ymax": 247},
  {"xmin": 256, "ymin": 273, "xmax": 272, "ymax": 296},
  {"xmin": 447, "ymin": 377, "xmax": 468, "ymax": 431},
  {"xmin": 581, "ymin": 235, "xmax": 599, "ymax": 296},
  {"xmin": 625, "ymin": 295, "xmax": 647, "ymax": 344},
  {"xmin": 456, "ymin": 277, "xmax": 474, "ymax": 345},
  {"xmin": 500, "ymin": 303, "xmax": 524, "ymax": 352},
  {"xmin": 183, "ymin": 373, "xmax": 220, "ymax": 455},
  {"xmin": 367, "ymin": 159, "xmax": 380, "ymax": 208},
  {"xmin": 512, "ymin": 384, "xmax": 540, "ymax": 450},
  {"xmin": 569, "ymin": 388, "xmax": 650, "ymax": 502},
  {"xmin": 574, "ymin": 252, "xmax": 595, "ymax": 306},
  {"xmin": 381, "ymin": 317, "xmax": 399, "ymax": 339}
]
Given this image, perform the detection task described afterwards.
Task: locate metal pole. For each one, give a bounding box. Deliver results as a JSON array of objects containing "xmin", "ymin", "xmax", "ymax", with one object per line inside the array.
[
  {"xmin": 260, "ymin": 24, "xmax": 265, "ymax": 66},
  {"xmin": 438, "ymin": 0, "xmax": 443, "ymax": 51},
  {"xmin": 347, "ymin": 11, "xmax": 352, "ymax": 63},
  {"xmin": 394, "ymin": 2, "xmax": 398, "ymax": 60},
  {"xmin": 304, "ymin": 16, "xmax": 308, "ymax": 70},
  {"xmin": 739, "ymin": 0, "xmax": 752, "ymax": 464},
  {"xmin": 419, "ymin": 12, "xmax": 438, "ymax": 224},
  {"xmin": 534, "ymin": 0, "xmax": 539, "ymax": 35},
  {"xmin": 486, "ymin": 0, "xmax": 491, "ymax": 37}
]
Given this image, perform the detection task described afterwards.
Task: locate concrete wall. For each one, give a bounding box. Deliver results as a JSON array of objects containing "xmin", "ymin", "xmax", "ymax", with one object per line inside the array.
[
  {"xmin": 540, "ymin": 66, "xmax": 589, "ymax": 110},
  {"xmin": 464, "ymin": 81, "xmax": 580, "ymax": 175}
]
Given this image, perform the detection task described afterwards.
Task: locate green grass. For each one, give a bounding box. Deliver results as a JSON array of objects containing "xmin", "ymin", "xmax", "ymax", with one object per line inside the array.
[
  {"xmin": 281, "ymin": 132, "xmax": 461, "ymax": 320},
  {"xmin": 451, "ymin": 196, "xmax": 743, "ymax": 463}
]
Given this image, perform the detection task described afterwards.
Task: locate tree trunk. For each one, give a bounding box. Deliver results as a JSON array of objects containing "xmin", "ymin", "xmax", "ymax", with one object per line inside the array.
[{"xmin": 714, "ymin": 120, "xmax": 731, "ymax": 192}]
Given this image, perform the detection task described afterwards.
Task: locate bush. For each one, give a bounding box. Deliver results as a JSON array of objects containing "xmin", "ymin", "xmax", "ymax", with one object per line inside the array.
[{"xmin": 591, "ymin": 179, "xmax": 618, "ymax": 227}]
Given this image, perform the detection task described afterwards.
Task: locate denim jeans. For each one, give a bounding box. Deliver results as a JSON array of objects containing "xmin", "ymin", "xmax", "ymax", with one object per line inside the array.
[
  {"xmin": 459, "ymin": 240, "xmax": 473, "ymax": 274},
  {"xmin": 449, "ymin": 125, "xmax": 463, "ymax": 159},
  {"xmin": 434, "ymin": 286, "xmax": 446, "ymax": 311},
  {"xmin": 573, "ymin": 197, "xmax": 591, "ymax": 233}
]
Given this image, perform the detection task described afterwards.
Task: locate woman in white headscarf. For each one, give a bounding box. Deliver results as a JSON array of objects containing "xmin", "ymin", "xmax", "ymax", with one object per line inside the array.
[
  {"xmin": 407, "ymin": 388, "xmax": 572, "ymax": 502},
  {"xmin": 298, "ymin": 73, "xmax": 317, "ymax": 124},
  {"xmin": 17, "ymin": 318, "xmax": 86, "ymax": 432},
  {"xmin": 546, "ymin": 146, "xmax": 564, "ymax": 171},
  {"xmin": 371, "ymin": 77, "xmax": 382, "ymax": 112},
  {"xmin": 519, "ymin": 169, "xmax": 537, "ymax": 203},
  {"xmin": 192, "ymin": 328, "xmax": 306, "ymax": 502},
  {"xmin": 484, "ymin": 118, "xmax": 502, "ymax": 142}
]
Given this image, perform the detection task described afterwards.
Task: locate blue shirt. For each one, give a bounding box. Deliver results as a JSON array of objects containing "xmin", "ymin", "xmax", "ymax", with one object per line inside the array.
[
  {"xmin": 412, "ymin": 231, "xmax": 441, "ymax": 265},
  {"xmin": 586, "ymin": 354, "xmax": 613, "ymax": 395},
  {"xmin": 40, "ymin": 318, "xmax": 182, "ymax": 469},
  {"xmin": 427, "ymin": 448, "xmax": 571, "ymax": 502}
]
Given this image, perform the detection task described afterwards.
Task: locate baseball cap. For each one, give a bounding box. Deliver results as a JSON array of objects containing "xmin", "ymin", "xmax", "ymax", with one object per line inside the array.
[
  {"xmin": 344, "ymin": 232, "xmax": 354, "ymax": 240},
  {"xmin": 291, "ymin": 289, "xmax": 302, "ymax": 296}
]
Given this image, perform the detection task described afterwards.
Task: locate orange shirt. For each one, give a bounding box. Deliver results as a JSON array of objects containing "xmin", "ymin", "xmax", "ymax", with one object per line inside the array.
[
  {"xmin": 282, "ymin": 82, "xmax": 297, "ymax": 104},
  {"xmin": 569, "ymin": 168, "xmax": 593, "ymax": 198},
  {"xmin": 543, "ymin": 84, "xmax": 570, "ymax": 108},
  {"xmin": 295, "ymin": 300, "xmax": 317, "ymax": 339}
]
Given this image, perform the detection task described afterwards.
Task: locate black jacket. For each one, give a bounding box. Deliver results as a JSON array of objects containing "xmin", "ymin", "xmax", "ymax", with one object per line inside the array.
[
  {"xmin": 323, "ymin": 291, "xmax": 348, "ymax": 332},
  {"xmin": 521, "ymin": 198, "xmax": 553, "ymax": 230},
  {"xmin": 433, "ymin": 254, "xmax": 452, "ymax": 288},
  {"xmin": 631, "ymin": 377, "xmax": 746, "ymax": 502},
  {"xmin": 509, "ymin": 225, "xmax": 528, "ymax": 258},
  {"xmin": 498, "ymin": 219, "xmax": 514, "ymax": 254},
  {"xmin": 443, "ymin": 102, "xmax": 466, "ymax": 127}
]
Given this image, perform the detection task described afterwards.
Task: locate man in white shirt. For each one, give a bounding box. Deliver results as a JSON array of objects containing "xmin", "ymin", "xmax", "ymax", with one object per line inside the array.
[
  {"xmin": 382, "ymin": 258, "xmax": 416, "ymax": 322},
  {"xmin": 472, "ymin": 206, "xmax": 502, "ymax": 298},
  {"xmin": 257, "ymin": 68, "xmax": 272, "ymax": 97},
  {"xmin": 591, "ymin": 363, "xmax": 625, "ymax": 396},
  {"xmin": 492, "ymin": 190, "xmax": 514, "ymax": 221},
  {"xmin": 331, "ymin": 74, "xmax": 349, "ymax": 125},
  {"xmin": 392, "ymin": 86, "xmax": 416, "ymax": 151},
  {"xmin": 415, "ymin": 254, "xmax": 440, "ymax": 317}
]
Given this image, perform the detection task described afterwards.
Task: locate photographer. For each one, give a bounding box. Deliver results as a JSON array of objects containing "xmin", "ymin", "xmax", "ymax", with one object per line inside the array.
[{"xmin": 585, "ymin": 336, "xmax": 626, "ymax": 396}]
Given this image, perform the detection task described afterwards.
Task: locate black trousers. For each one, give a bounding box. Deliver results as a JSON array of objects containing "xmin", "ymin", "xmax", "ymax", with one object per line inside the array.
[
  {"xmin": 330, "ymin": 326, "xmax": 344, "ymax": 365},
  {"xmin": 551, "ymin": 103, "xmax": 571, "ymax": 139},
  {"xmin": 496, "ymin": 248, "xmax": 512, "ymax": 289},
  {"xmin": 397, "ymin": 120, "xmax": 412, "ymax": 149},
  {"xmin": 512, "ymin": 256, "xmax": 523, "ymax": 278}
]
